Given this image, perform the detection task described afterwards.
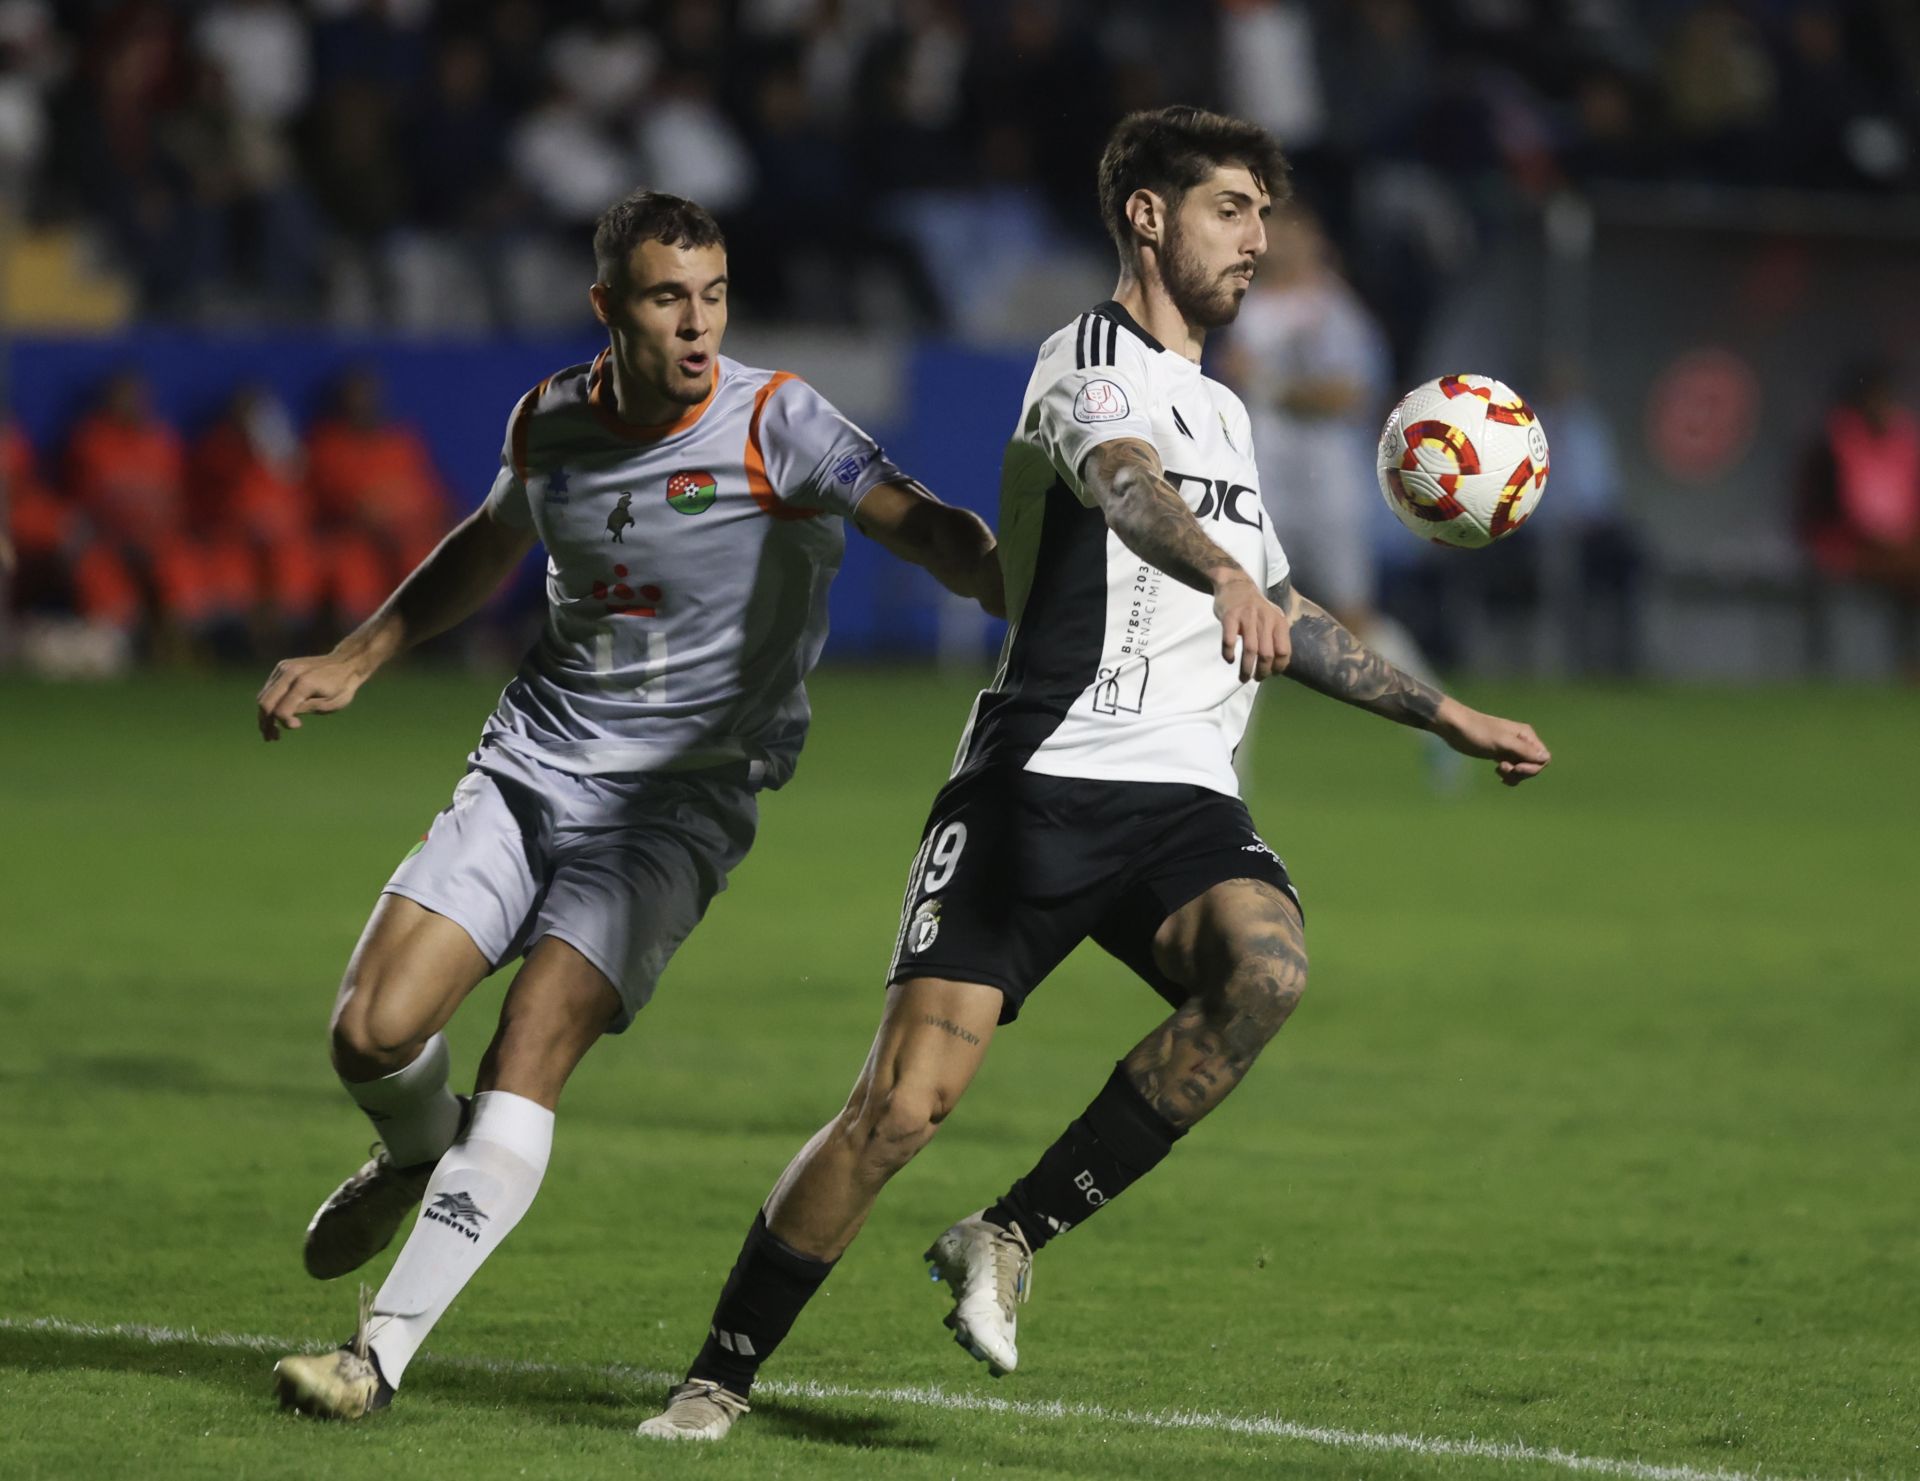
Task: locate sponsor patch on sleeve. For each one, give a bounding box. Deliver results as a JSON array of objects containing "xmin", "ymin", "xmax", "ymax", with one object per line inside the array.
[
  {"xmin": 1073, "ymin": 378, "xmax": 1131, "ymax": 424},
  {"xmin": 832, "ymin": 450, "xmax": 872, "ymax": 487}
]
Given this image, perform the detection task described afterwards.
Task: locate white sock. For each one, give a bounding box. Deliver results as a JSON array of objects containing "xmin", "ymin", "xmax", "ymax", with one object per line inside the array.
[
  {"xmin": 364, "ymin": 1090, "xmax": 554, "ymax": 1386},
  {"xmin": 340, "ymin": 1033, "xmax": 463, "ymax": 1167}
]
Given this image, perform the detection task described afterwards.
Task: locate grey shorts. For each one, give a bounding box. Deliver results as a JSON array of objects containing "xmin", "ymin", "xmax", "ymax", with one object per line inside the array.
[{"xmin": 382, "ymin": 743, "xmax": 758, "ymax": 1031}]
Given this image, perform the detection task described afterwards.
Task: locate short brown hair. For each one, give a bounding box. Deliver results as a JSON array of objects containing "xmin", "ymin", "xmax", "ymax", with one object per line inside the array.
[
  {"xmin": 1096, "ymin": 106, "xmax": 1292, "ymax": 267},
  {"xmin": 592, "ymin": 191, "xmax": 726, "ymax": 284}
]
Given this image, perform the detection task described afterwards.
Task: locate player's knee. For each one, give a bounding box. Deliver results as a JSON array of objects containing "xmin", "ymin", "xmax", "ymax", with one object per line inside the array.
[
  {"xmin": 329, "ymin": 975, "xmax": 430, "ymax": 1075},
  {"xmin": 857, "ymin": 1081, "xmax": 954, "ymax": 1172}
]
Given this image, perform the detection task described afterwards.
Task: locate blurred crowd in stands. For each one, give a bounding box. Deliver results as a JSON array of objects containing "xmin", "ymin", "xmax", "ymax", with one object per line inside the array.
[
  {"xmin": 2, "ymin": 0, "xmax": 1916, "ymax": 673},
  {"xmin": 2, "ymin": 372, "xmax": 452, "ymax": 666},
  {"xmin": 0, "ymin": 0, "xmax": 1915, "ymax": 335}
]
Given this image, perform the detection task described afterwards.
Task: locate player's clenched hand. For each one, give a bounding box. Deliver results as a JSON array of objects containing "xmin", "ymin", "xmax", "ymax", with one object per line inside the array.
[
  {"xmin": 1431, "ymin": 699, "xmax": 1551, "ymax": 786},
  {"xmin": 256, "ymin": 653, "xmax": 370, "ymax": 742},
  {"xmin": 1212, "ymin": 570, "xmax": 1291, "ymax": 682}
]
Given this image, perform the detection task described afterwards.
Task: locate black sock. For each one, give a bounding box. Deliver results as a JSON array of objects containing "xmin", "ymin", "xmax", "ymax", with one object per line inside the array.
[
  {"xmin": 983, "ymin": 1062, "xmax": 1183, "ymax": 1253},
  {"xmin": 687, "ymin": 1210, "xmax": 835, "ymax": 1397}
]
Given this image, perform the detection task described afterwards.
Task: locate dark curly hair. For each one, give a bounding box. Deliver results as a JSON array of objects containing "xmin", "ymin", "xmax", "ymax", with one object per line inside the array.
[
  {"xmin": 592, "ymin": 191, "xmax": 726, "ymax": 285},
  {"xmin": 1096, "ymin": 106, "xmax": 1292, "ymax": 269}
]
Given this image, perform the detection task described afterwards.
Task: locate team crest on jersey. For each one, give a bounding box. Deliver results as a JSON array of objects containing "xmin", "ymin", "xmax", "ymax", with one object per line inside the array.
[
  {"xmin": 1074, "ymin": 378, "xmax": 1131, "ymax": 424},
  {"xmin": 909, "ymin": 898, "xmax": 942, "ymax": 953},
  {"xmin": 666, "ymin": 469, "xmax": 718, "ymax": 515}
]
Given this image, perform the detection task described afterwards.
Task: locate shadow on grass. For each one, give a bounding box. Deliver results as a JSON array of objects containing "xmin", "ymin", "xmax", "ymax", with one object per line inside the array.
[
  {"xmin": 5, "ymin": 1053, "xmax": 342, "ymax": 1108},
  {"xmin": 0, "ymin": 1328, "xmax": 930, "ymax": 1451},
  {"xmin": 1, "ymin": 1328, "xmax": 285, "ymax": 1406},
  {"xmin": 747, "ymin": 1393, "xmax": 932, "ymax": 1451}
]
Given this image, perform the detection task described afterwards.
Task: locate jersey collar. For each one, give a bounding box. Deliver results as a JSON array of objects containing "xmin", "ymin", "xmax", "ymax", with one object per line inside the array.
[
  {"xmin": 1092, "ymin": 299, "xmax": 1166, "ymax": 354},
  {"xmin": 588, "ymin": 348, "xmax": 720, "ymax": 442}
]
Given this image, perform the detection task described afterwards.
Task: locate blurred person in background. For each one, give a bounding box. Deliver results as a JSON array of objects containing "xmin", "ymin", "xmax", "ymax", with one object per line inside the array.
[
  {"xmin": 60, "ymin": 0, "xmax": 195, "ymax": 310},
  {"xmin": 0, "ymin": 2, "xmax": 53, "ymax": 191},
  {"xmin": 732, "ymin": 48, "xmax": 856, "ymax": 319},
  {"xmin": 304, "ymin": 365, "xmax": 447, "ymax": 624},
  {"xmin": 65, "ymin": 369, "xmax": 253, "ymax": 654},
  {"xmin": 402, "ymin": 29, "xmax": 519, "ymax": 328},
  {"xmin": 300, "ymin": 74, "xmax": 409, "ymax": 318},
  {"xmin": 1533, "ymin": 360, "xmax": 1643, "ymax": 677},
  {"xmin": 4, "ymin": 420, "xmax": 87, "ymax": 615},
  {"xmin": 506, "ymin": 71, "xmax": 631, "ymax": 232},
  {"xmin": 188, "ymin": 383, "xmax": 325, "ymax": 645},
  {"xmin": 1661, "ymin": 0, "xmax": 1777, "ymax": 183},
  {"xmin": 632, "ymin": 69, "xmax": 755, "ymax": 222},
  {"xmin": 159, "ymin": 52, "xmax": 318, "ymax": 315},
  {"xmin": 300, "ymin": 0, "xmax": 430, "ymax": 321},
  {"xmin": 1798, "ymin": 359, "xmax": 1920, "ymax": 672},
  {"xmin": 1223, "ymin": 204, "xmax": 1450, "ymax": 772},
  {"xmin": 5, "ymin": 419, "xmax": 138, "ymax": 675}
]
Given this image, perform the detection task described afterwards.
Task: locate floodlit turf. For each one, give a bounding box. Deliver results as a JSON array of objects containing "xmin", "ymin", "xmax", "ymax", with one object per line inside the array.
[{"xmin": 1, "ymin": 668, "xmax": 1915, "ymax": 1481}]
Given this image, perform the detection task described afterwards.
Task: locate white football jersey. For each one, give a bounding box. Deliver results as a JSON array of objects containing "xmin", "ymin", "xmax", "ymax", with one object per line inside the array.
[
  {"xmin": 479, "ymin": 350, "xmax": 902, "ymax": 787},
  {"xmin": 953, "ymin": 301, "xmax": 1289, "ymax": 796}
]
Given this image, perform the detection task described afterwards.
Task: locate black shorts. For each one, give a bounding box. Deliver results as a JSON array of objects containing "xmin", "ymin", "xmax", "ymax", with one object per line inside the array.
[{"xmin": 885, "ymin": 766, "xmax": 1301, "ymax": 1023}]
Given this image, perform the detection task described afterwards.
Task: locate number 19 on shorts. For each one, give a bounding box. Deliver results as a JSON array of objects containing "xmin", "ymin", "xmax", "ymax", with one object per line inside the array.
[{"xmin": 904, "ymin": 821, "xmax": 967, "ymax": 955}]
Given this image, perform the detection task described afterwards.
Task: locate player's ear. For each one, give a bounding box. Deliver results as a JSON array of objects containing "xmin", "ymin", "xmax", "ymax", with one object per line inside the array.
[
  {"xmin": 1126, "ymin": 189, "xmax": 1164, "ymax": 255},
  {"xmin": 588, "ymin": 280, "xmax": 612, "ymax": 327}
]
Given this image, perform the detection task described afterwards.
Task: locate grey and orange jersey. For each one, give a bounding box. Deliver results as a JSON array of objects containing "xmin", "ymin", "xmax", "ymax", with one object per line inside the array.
[{"xmin": 478, "ymin": 349, "xmax": 902, "ymax": 787}]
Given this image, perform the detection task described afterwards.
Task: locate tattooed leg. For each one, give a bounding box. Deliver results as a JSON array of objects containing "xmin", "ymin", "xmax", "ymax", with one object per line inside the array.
[
  {"xmin": 1125, "ymin": 878, "xmax": 1308, "ymax": 1127},
  {"xmin": 978, "ymin": 880, "xmax": 1307, "ymax": 1253}
]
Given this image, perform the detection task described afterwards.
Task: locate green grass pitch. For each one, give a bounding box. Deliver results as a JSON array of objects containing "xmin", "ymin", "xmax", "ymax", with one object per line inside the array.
[{"xmin": 1, "ymin": 668, "xmax": 1915, "ymax": 1480}]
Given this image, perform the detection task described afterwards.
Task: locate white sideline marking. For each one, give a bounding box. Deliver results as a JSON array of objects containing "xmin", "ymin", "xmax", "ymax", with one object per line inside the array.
[{"xmin": 2, "ymin": 1314, "xmax": 1798, "ymax": 1481}]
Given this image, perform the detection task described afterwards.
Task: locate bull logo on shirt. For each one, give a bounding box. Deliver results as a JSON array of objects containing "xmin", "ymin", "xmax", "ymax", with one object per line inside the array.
[{"xmin": 606, "ymin": 491, "xmax": 636, "ymax": 541}]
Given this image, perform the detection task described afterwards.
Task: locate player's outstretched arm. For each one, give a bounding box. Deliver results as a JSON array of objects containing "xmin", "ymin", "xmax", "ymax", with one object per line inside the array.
[
  {"xmin": 255, "ymin": 505, "xmax": 537, "ymax": 742},
  {"xmin": 853, "ymin": 478, "xmax": 1006, "ymax": 618},
  {"xmin": 1082, "ymin": 437, "xmax": 1289, "ymax": 682},
  {"xmin": 1270, "ymin": 577, "xmax": 1551, "ymax": 786}
]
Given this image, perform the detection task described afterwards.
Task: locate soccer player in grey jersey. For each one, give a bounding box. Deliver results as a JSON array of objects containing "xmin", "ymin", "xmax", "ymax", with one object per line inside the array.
[
  {"xmin": 639, "ymin": 109, "xmax": 1551, "ymax": 1442},
  {"xmin": 263, "ymin": 191, "xmax": 1002, "ymax": 1420}
]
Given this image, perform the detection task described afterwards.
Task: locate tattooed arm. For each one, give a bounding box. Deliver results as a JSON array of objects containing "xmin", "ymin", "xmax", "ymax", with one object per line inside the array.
[
  {"xmin": 1268, "ymin": 575, "xmax": 1442, "ymax": 727},
  {"xmin": 1081, "ymin": 437, "xmax": 1290, "ymax": 682},
  {"xmin": 1270, "ymin": 575, "xmax": 1553, "ymax": 785}
]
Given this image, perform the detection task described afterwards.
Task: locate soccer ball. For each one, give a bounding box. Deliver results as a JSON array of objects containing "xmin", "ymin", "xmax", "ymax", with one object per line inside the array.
[{"xmin": 1376, "ymin": 374, "xmax": 1550, "ymax": 548}]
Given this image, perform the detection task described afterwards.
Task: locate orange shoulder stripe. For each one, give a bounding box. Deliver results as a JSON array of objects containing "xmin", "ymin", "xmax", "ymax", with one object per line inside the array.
[
  {"xmin": 507, "ymin": 374, "xmax": 553, "ymax": 484},
  {"xmin": 744, "ymin": 371, "xmax": 822, "ymax": 523}
]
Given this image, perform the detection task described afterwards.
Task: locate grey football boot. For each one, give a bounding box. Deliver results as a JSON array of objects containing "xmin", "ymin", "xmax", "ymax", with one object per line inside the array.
[{"xmin": 303, "ymin": 1097, "xmax": 470, "ymax": 1279}]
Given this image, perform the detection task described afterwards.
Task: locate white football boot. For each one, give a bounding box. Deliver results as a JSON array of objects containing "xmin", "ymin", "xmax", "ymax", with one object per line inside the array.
[
  {"xmin": 303, "ymin": 1097, "xmax": 469, "ymax": 1279},
  {"xmin": 273, "ymin": 1290, "xmax": 394, "ymax": 1419},
  {"xmin": 635, "ymin": 1379, "xmax": 751, "ymax": 1441},
  {"xmin": 925, "ymin": 1211, "xmax": 1032, "ymax": 1377}
]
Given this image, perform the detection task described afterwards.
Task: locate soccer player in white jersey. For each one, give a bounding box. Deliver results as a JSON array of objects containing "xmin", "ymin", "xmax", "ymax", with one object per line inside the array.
[
  {"xmin": 637, "ymin": 108, "xmax": 1552, "ymax": 1443},
  {"xmin": 259, "ymin": 191, "xmax": 1001, "ymax": 1420}
]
